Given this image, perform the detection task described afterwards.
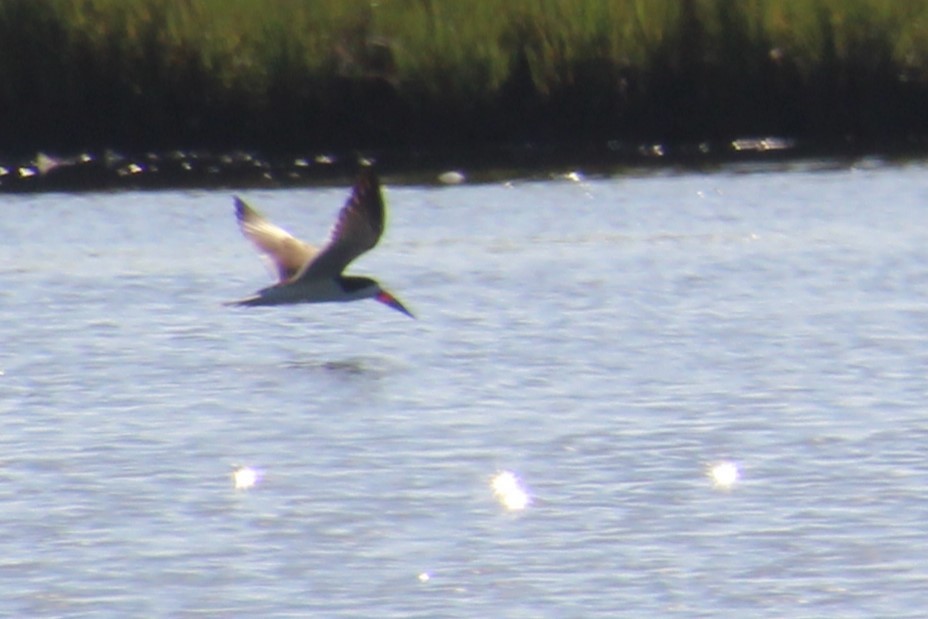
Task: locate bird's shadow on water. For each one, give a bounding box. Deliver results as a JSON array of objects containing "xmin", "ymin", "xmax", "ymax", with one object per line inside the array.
[{"xmin": 281, "ymin": 354, "xmax": 407, "ymax": 382}]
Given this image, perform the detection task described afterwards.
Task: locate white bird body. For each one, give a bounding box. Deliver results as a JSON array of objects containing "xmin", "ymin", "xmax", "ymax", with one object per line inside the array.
[{"xmin": 228, "ymin": 168, "xmax": 413, "ymax": 317}]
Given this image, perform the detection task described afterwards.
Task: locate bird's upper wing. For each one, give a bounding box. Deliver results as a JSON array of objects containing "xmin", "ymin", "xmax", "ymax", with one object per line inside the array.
[
  {"xmin": 234, "ymin": 196, "xmax": 317, "ymax": 283},
  {"xmin": 293, "ymin": 168, "xmax": 385, "ymax": 281}
]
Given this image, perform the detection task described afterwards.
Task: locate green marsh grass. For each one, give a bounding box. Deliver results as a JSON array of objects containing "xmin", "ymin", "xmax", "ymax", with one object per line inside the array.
[{"xmin": 2, "ymin": 0, "xmax": 928, "ymax": 154}]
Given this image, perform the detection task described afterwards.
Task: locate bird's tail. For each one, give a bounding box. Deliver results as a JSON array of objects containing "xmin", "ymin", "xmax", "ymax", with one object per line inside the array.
[{"xmin": 223, "ymin": 294, "xmax": 265, "ymax": 307}]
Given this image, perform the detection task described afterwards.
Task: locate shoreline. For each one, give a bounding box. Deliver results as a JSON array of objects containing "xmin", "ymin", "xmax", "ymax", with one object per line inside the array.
[{"xmin": 3, "ymin": 135, "xmax": 927, "ymax": 193}]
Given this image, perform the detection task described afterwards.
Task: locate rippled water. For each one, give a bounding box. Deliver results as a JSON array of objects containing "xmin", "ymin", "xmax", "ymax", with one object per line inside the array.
[{"xmin": 2, "ymin": 160, "xmax": 928, "ymax": 617}]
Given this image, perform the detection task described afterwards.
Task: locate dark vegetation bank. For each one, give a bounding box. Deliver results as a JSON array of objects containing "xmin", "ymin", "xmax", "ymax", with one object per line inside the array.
[{"xmin": 3, "ymin": 0, "xmax": 928, "ymax": 189}]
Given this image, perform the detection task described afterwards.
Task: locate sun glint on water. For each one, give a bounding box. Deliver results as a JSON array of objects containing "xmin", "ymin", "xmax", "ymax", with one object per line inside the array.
[
  {"xmin": 232, "ymin": 465, "xmax": 261, "ymax": 491},
  {"xmin": 491, "ymin": 470, "xmax": 531, "ymax": 511},
  {"xmin": 708, "ymin": 461, "xmax": 740, "ymax": 490}
]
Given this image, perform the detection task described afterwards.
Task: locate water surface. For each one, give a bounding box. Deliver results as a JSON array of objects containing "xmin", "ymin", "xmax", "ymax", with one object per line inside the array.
[{"xmin": 2, "ymin": 161, "xmax": 928, "ymax": 617}]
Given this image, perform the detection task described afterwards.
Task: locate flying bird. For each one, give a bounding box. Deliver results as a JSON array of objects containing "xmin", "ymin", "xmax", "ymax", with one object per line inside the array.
[{"xmin": 227, "ymin": 168, "xmax": 413, "ymax": 317}]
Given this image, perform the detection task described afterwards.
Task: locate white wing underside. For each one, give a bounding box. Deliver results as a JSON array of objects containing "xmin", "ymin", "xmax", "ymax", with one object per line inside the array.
[
  {"xmin": 235, "ymin": 169, "xmax": 385, "ymax": 284},
  {"xmin": 234, "ymin": 197, "xmax": 316, "ymax": 283}
]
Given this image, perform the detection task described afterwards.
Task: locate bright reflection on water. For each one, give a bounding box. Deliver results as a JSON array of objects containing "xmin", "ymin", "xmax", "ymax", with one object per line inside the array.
[
  {"xmin": 491, "ymin": 470, "xmax": 531, "ymax": 511},
  {"xmin": 2, "ymin": 159, "xmax": 928, "ymax": 617},
  {"xmin": 708, "ymin": 461, "xmax": 740, "ymax": 490},
  {"xmin": 231, "ymin": 465, "xmax": 260, "ymax": 491}
]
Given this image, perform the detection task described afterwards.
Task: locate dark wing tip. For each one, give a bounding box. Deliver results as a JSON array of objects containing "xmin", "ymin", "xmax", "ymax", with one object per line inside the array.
[
  {"xmin": 349, "ymin": 168, "xmax": 385, "ymax": 233},
  {"xmin": 356, "ymin": 164, "xmax": 377, "ymax": 184},
  {"xmin": 233, "ymin": 196, "xmax": 247, "ymax": 221},
  {"xmin": 234, "ymin": 196, "xmax": 263, "ymax": 226}
]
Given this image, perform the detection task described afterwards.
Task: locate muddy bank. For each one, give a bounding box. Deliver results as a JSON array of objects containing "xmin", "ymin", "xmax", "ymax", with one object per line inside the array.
[{"xmin": 3, "ymin": 136, "xmax": 927, "ymax": 193}]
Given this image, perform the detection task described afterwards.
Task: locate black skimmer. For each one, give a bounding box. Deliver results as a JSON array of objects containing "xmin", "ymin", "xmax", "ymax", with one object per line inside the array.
[{"xmin": 227, "ymin": 168, "xmax": 414, "ymax": 318}]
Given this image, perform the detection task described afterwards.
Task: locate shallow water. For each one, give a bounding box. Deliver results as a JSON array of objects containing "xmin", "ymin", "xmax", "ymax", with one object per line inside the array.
[{"xmin": 2, "ymin": 160, "xmax": 928, "ymax": 617}]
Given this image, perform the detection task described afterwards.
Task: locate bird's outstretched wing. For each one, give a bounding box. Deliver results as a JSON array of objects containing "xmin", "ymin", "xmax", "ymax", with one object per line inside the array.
[
  {"xmin": 293, "ymin": 168, "xmax": 385, "ymax": 281},
  {"xmin": 234, "ymin": 197, "xmax": 316, "ymax": 283}
]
